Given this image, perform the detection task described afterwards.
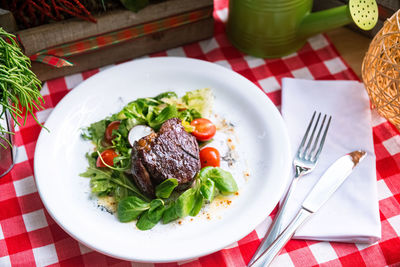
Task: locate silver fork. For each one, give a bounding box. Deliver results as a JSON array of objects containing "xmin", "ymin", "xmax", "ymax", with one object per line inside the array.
[{"xmin": 248, "ymin": 111, "xmax": 332, "ymax": 267}]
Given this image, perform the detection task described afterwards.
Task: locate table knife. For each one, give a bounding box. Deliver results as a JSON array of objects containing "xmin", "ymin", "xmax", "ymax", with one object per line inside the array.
[{"xmin": 249, "ymin": 150, "xmax": 367, "ymax": 267}]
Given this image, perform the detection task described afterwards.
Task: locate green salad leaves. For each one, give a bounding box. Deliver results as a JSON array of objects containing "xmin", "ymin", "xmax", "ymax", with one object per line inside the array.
[
  {"xmin": 116, "ymin": 166, "xmax": 238, "ymax": 229},
  {"xmin": 80, "ymin": 89, "xmax": 238, "ymax": 230}
]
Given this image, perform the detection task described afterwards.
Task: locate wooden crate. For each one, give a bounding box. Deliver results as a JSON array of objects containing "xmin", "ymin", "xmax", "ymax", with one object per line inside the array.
[{"xmin": 14, "ymin": 0, "xmax": 214, "ymax": 81}]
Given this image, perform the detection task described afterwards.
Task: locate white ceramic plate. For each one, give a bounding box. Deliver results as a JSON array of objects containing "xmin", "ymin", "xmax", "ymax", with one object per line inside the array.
[{"xmin": 34, "ymin": 57, "xmax": 291, "ymax": 263}]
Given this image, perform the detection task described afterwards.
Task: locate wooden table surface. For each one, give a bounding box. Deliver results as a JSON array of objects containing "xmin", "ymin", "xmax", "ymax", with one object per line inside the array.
[{"xmin": 326, "ymin": 27, "xmax": 371, "ymax": 79}]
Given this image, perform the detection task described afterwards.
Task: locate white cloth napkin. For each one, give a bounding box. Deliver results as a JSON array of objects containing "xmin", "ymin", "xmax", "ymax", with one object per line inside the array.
[{"xmin": 280, "ymin": 78, "xmax": 381, "ymax": 243}]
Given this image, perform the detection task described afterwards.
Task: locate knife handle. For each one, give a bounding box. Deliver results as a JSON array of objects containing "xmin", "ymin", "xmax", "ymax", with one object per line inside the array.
[
  {"xmin": 249, "ymin": 208, "xmax": 313, "ymax": 267},
  {"xmin": 248, "ymin": 177, "xmax": 301, "ymax": 266}
]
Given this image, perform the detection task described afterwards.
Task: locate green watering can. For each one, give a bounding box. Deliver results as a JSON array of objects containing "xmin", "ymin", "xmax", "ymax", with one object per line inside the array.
[{"xmin": 227, "ymin": 0, "xmax": 379, "ymax": 58}]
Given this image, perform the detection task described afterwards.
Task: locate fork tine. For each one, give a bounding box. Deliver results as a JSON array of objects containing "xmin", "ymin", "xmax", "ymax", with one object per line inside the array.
[
  {"xmin": 313, "ymin": 115, "xmax": 332, "ymax": 161},
  {"xmin": 308, "ymin": 114, "xmax": 327, "ymax": 160},
  {"xmin": 303, "ymin": 113, "xmax": 321, "ymax": 159},
  {"xmin": 297, "ymin": 111, "xmax": 316, "ymax": 156}
]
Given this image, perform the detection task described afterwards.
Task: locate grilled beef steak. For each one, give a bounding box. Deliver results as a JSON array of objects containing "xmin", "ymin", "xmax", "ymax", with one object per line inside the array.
[{"xmin": 131, "ymin": 118, "xmax": 201, "ymax": 198}]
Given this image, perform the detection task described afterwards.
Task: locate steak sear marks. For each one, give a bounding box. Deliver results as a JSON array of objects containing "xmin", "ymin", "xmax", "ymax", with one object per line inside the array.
[{"xmin": 131, "ymin": 118, "xmax": 200, "ymax": 198}]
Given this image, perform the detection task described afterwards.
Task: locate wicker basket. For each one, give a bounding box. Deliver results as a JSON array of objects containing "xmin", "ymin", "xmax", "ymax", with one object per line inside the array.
[{"xmin": 362, "ymin": 10, "xmax": 400, "ymax": 130}]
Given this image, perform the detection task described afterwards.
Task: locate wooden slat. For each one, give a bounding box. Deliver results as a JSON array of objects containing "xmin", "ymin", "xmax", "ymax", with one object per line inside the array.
[
  {"xmin": 18, "ymin": 0, "xmax": 213, "ymax": 56},
  {"xmin": 32, "ymin": 17, "xmax": 214, "ymax": 81},
  {"xmin": 0, "ymin": 9, "xmax": 17, "ymax": 32}
]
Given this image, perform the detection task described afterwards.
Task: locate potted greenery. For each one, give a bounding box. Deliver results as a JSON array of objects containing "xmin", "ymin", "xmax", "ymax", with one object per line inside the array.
[{"xmin": 0, "ymin": 27, "xmax": 43, "ymax": 177}]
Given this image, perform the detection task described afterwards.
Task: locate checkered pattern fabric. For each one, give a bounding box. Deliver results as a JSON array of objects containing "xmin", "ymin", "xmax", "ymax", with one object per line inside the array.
[{"xmin": 1, "ymin": 1, "xmax": 400, "ymax": 266}]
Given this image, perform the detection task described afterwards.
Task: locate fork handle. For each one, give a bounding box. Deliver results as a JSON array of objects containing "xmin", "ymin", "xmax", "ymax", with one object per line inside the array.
[
  {"xmin": 248, "ymin": 176, "xmax": 300, "ymax": 265},
  {"xmin": 249, "ymin": 208, "xmax": 313, "ymax": 267}
]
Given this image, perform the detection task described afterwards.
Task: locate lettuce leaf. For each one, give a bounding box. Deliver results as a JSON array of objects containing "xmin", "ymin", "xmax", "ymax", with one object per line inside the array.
[{"xmin": 182, "ymin": 88, "xmax": 213, "ymax": 118}]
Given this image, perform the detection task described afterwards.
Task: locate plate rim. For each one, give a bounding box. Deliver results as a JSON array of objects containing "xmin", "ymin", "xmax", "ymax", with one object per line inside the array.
[{"xmin": 34, "ymin": 57, "xmax": 291, "ymax": 263}]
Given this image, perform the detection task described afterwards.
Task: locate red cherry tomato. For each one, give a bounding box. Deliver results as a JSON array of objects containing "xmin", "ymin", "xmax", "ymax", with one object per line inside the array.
[
  {"xmin": 96, "ymin": 149, "xmax": 118, "ymax": 168},
  {"xmin": 200, "ymin": 147, "xmax": 220, "ymax": 168},
  {"xmin": 105, "ymin": 121, "xmax": 121, "ymax": 142},
  {"xmin": 190, "ymin": 118, "xmax": 216, "ymax": 141}
]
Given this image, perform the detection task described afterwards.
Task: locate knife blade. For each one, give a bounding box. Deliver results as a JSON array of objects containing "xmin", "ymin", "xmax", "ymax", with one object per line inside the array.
[{"xmin": 249, "ymin": 150, "xmax": 367, "ymax": 267}]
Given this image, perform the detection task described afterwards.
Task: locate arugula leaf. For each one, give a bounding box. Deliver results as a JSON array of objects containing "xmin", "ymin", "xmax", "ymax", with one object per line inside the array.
[
  {"xmin": 114, "ymin": 185, "xmax": 128, "ymax": 202},
  {"xmin": 80, "ymin": 166, "xmax": 111, "ymax": 180},
  {"xmin": 113, "ymin": 171, "xmax": 137, "ymax": 202},
  {"xmin": 117, "ymin": 196, "xmax": 150, "ymax": 222},
  {"xmin": 80, "ymin": 153, "xmax": 148, "ymax": 201},
  {"xmin": 155, "ymin": 178, "xmax": 179, "ymax": 199},
  {"xmin": 110, "ymin": 171, "xmax": 149, "ymax": 201},
  {"xmin": 110, "ymin": 121, "xmax": 132, "ymax": 170},
  {"xmin": 90, "ymin": 179, "xmax": 115, "ymax": 195},
  {"xmin": 80, "ymin": 153, "xmax": 115, "ymax": 195},
  {"xmin": 82, "ymin": 120, "xmax": 107, "ymax": 145}
]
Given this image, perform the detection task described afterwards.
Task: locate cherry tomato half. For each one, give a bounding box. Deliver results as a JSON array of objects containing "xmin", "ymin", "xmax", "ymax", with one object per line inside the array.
[
  {"xmin": 96, "ymin": 149, "xmax": 118, "ymax": 168},
  {"xmin": 200, "ymin": 147, "xmax": 220, "ymax": 168},
  {"xmin": 190, "ymin": 118, "xmax": 216, "ymax": 141},
  {"xmin": 105, "ymin": 121, "xmax": 121, "ymax": 142}
]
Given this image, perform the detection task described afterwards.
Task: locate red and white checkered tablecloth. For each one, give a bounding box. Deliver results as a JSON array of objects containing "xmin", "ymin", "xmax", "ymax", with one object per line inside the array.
[{"xmin": 1, "ymin": 1, "xmax": 400, "ymax": 266}]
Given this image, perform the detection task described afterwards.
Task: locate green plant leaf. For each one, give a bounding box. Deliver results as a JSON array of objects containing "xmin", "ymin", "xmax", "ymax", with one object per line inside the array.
[
  {"xmin": 175, "ymin": 188, "xmax": 197, "ymax": 218},
  {"xmin": 136, "ymin": 211, "xmax": 156, "ymax": 230},
  {"xmin": 182, "ymin": 88, "xmax": 213, "ymax": 117},
  {"xmin": 80, "ymin": 164, "xmax": 111, "ymax": 179},
  {"xmin": 181, "ymin": 120, "xmax": 195, "ymax": 133},
  {"xmin": 114, "ymin": 185, "xmax": 128, "ymax": 202},
  {"xmin": 137, "ymin": 199, "xmax": 165, "ymax": 230},
  {"xmin": 113, "ymin": 171, "xmax": 138, "ymax": 202},
  {"xmin": 189, "ymin": 191, "xmax": 204, "ymax": 216},
  {"xmin": 162, "ymin": 203, "xmax": 179, "ymax": 224},
  {"xmin": 117, "ymin": 196, "xmax": 150, "ymax": 222},
  {"xmin": 200, "ymin": 178, "xmax": 216, "ymax": 202},
  {"xmin": 148, "ymin": 105, "xmax": 178, "ymax": 130},
  {"xmin": 90, "ymin": 179, "xmax": 115, "ymax": 195},
  {"xmin": 162, "ymin": 188, "xmax": 197, "ymax": 224},
  {"xmin": 198, "ymin": 167, "xmax": 238, "ymax": 194},
  {"xmin": 154, "ymin": 91, "xmax": 178, "ymax": 101},
  {"xmin": 148, "ymin": 199, "xmax": 165, "ymax": 222},
  {"xmin": 149, "ymin": 199, "xmax": 164, "ymax": 212},
  {"xmin": 0, "ymin": 28, "xmax": 44, "ymax": 148},
  {"xmin": 117, "ymin": 98, "xmax": 152, "ymax": 121},
  {"xmin": 120, "ymin": 0, "xmax": 150, "ymax": 12},
  {"xmin": 155, "ymin": 178, "xmax": 179, "ymax": 199},
  {"xmin": 82, "ymin": 120, "xmax": 107, "ymax": 145},
  {"xmin": 178, "ymin": 108, "xmax": 201, "ymax": 123}
]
